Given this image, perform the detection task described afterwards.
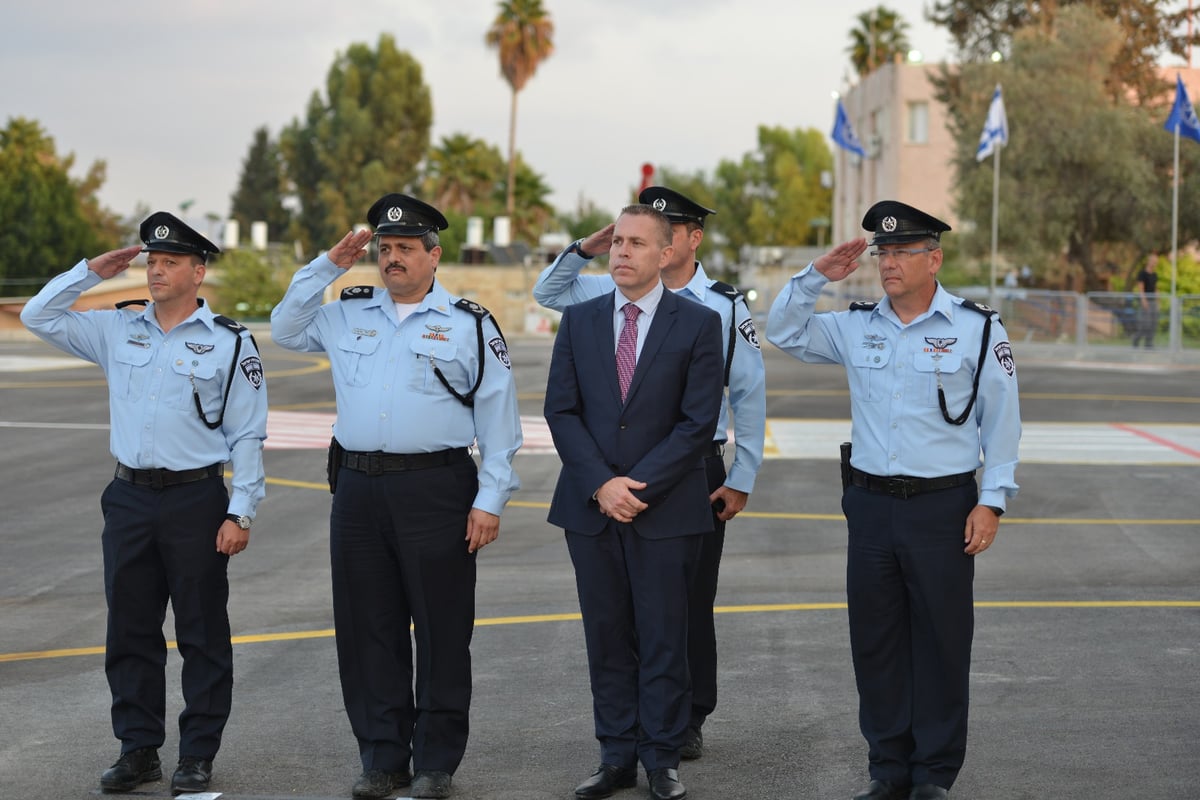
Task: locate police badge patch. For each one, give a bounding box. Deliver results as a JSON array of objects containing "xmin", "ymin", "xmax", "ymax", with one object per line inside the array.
[
  {"xmin": 993, "ymin": 341, "xmax": 1015, "ymax": 376},
  {"xmin": 240, "ymin": 355, "xmax": 265, "ymax": 389},
  {"xmin": 737, "ymin": 318, "xmax": 760, "ymax": 350},
  {"xmin": 488, "ymin": 336, "xmax": 511, "ymax": 369}
]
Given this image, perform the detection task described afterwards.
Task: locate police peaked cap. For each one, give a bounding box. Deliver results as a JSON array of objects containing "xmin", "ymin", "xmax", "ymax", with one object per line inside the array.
[
  {"xmin": 861, "ymin": 200, "xmax": 951, "ymax": 245},
  {"xmin": 367, "ymin": 193, "xmax": 449, "ymax": 237},
  {"xmin": 638, "ymin": 186, "xmax": 716, "ymax": 228},
  {"xmin": 139, "ymin": 211, "xmax": 220, "ymax": 262}
]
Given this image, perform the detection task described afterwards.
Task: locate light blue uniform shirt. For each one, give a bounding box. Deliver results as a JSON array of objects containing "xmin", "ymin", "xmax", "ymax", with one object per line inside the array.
[
  {"xmin": 766, "ymin": 264, "xmax": 1020, "ymax": 510},
  {"xmin": 534, "ymin": 245, "xmax": 767, "ymax": 493},
  {"xmin": 270, "ymin": 254, "xmax": 522, "ymax": 516},
  {"xmin": 20, "ymin": 260, "xmax": 268, "ymax": 518}
]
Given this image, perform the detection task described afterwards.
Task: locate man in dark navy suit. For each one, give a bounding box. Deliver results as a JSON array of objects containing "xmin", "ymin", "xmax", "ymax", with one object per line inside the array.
[{"xmin": 544, "ymin": 204, "xmax": 724, "ymax": 800}]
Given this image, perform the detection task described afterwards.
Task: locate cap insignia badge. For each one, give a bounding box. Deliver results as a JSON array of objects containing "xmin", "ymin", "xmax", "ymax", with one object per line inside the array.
[
  {"xmin": 155, "ymin": 225, "xmax": 170, "ymax": 239},
  {"xmin": 652, "ymin": 199, "xmax": 667, "ymax": 212},
  {"xmin": 387, "ymin": 207, "xmax": 403, "ymax": 222},
  {"xmin": 882, "ymin": 216, "xmax": 897, "ymax": 233}
]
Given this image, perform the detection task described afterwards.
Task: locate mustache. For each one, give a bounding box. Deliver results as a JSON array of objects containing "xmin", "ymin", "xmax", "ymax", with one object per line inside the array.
[{"xmin": 385, "ymin": 261, "xmax": 406, "ymax": 271}]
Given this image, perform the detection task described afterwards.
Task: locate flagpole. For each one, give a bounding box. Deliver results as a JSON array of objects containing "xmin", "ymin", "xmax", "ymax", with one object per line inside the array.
[
  {"xmin": 1172, "ymin": 123, "xmax": 1180, "ymax": 300},
  {"xmin": 989, "ymin": 143, "xmax": 1001, "ymax": 302}
]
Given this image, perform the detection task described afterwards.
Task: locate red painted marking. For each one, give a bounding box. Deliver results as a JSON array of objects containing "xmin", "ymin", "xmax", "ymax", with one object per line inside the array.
[{"xmin": 1111, "ymin": 423, "xmax": 1200, "ymax": 460}]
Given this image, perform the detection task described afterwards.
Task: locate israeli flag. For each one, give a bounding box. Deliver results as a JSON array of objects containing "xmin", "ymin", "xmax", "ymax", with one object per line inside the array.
[
  {"xmin": 831, "ymin": 99, "xmax": 866, "ymax": 158},
  {"xmin": 976, "ymin": 84, "xmax": 1009, "ymax": 162},
  {"xmin": 1163, "ymin": 74, "xmax": 1200, "ymax": 145}
]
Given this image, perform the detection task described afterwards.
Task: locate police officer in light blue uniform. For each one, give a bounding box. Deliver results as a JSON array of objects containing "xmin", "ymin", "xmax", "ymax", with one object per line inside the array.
[
  {"xmin": 20, "ymin": 212, "xmax": 268, "ymax": 796},
  {"xmin": 533, "ymin": 186, "xmax": 766, "ymax": 760},
  {"xmin": 271, "ymin": 193, "xmax": 521, "ymax": 800},
  {"xmin": 766, "ymin": 201, "xmax": 1020, "ymax": 800}
]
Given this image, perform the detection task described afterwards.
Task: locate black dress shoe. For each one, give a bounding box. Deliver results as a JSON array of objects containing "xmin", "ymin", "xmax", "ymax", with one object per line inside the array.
[
  {"xmin": 352, "ymin": 768, "xmax": 413, "ymax": 799},
  {"xmin": 852, "ymin": 779, "xmax": 910, "ymax": 800},
  {"xmin": 575, "ymin": 764, "xmax": 637, "ymax": 799},
  {"xmin": 647, "ymin": 768, "xmax": 686, "ymax": 800},
  {"xmin": 909, "ymin": 784, "xmax": 949, "ymax": 800},
  {"xmin": 411, "ymin": 770, "xmax": 453, "ymax": 798},
  {"xmin": 170, "ymin": 757, "xmax": 212, "ymax": 795},
  {"xmin": 679, "ymin": 726, "xmax": 703, "ymax": 760},
  {"xmin": 100, "ymin": 747, "xmax": 161, "ymax": 792}
]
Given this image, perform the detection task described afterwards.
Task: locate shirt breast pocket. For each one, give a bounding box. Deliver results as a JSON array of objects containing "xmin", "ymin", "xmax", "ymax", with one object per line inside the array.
[
  {"xmin": 407, "ymin": 338, "xmax": 467, "ymax": 395},
  {"xmin": 111, "ymin": 345, "xmax": 153, "ymax": 401},
  {"xmin": 849, "ymin": 343, "xmax": 893, "ymax": 402},
  {"xmin": 336, "ymin": 333, "xmax": 382, "ymax": 387},
  {"xmin": 170, "ymin": 358, "xmax": 222, "ymax": 412},
  {"xmin": 913, "ymin": 351, "xmax": 964, "ymax": 407}
]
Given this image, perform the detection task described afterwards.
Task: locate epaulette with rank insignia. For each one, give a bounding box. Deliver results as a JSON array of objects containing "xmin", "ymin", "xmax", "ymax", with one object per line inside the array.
[
  {"xmin": 849, "ymin": 301, "xmax": 878, "ymax": 311},
  {"xmin": 340, "ymin": 286, "xmax": 376, "ymax": 300},
  {"xmin": 960, "ymin": 299, "xmax": 1002, "ymax": 325},
  {"xmin": 115, "ymin": 299, "xmax": 149, "ymax": 309},
  {"xmin": 708, "ymin": 280, "xmax": 744, "ymax": 303}
]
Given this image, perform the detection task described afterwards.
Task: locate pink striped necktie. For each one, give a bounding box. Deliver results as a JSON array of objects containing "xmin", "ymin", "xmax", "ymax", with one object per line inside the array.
[{"xmin": 616, "ymin": 302, "xmax": 640, "ymax": 402}]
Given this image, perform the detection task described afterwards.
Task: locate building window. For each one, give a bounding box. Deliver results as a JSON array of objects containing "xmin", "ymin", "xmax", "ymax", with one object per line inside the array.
[{"xmin": 908, "ymin": 102, "xmax": 929, "ymax": 144}]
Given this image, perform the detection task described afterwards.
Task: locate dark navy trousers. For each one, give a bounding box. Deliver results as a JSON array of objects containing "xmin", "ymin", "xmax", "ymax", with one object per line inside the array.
[
  {"xmin": 686, "ymin": 453, "xmax": 728, "ymax": 730},
  {"xmin": 329, "ymin": 459, "xmax": 478, "ymax": 776},
  {"xmin": 100, "ymin": 474, "xmax": 232, "ymax": 759},
  {"xmin": 842, "ymin": 481, "xmax": 978, "ymax": 791}
]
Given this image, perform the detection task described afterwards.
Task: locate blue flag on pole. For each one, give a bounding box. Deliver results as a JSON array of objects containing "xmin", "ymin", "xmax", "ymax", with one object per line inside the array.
[
  {"xmin": 976, "ymin": 84, "xmax": 1009, "ymax": 162},
  {"xmin": 832, "ymin": 99, "xmax": 866, "ymax": 158},
  {"xmin": 1164, "ymin": 74, "xmax": 1200, "ymax": 144}
]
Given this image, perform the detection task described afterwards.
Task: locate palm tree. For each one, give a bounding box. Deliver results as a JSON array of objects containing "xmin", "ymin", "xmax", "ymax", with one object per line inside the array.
[
  {"xmin": 485, "ymin": 0, "xmax": 555, "ymax": 223},
  {"xmin": 847, "ymin": 5, "xmax": 911, "ymax": 76}
]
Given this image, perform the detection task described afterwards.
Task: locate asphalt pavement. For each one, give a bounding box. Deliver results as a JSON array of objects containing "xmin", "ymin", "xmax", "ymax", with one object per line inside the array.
[{"xmin": 0, "ymin": 333, "xmax": 1197, "ymax": 800}]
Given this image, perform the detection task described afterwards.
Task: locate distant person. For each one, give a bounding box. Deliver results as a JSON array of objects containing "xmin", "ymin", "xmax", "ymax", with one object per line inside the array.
[
  {"xmin": 271, "ymin": 193, "xmax": 522, "ymax": 800},
  {"xmin": 766, "ymin": 201, "xmax": 1021, "ymax": 800},
  {"xmin": 543, "ymin": 204, "xmax": 724, "ymax": 800},
  {"xmin": 1132, "ymin": 253, "xmax": 1159, "ymax": 348},
  {"xmin": 20, "ymin": 213, "xmax": 268, "ymax": 795},
  {"xmin": 533, "ymin": 186, "xmax": 767, "ymax": 761}
]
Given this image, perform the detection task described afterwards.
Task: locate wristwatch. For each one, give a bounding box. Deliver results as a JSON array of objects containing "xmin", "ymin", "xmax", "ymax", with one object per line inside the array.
[
  {"xmin": 225, "ymin": 513, "xmax": 252, "ymax": 530},
  {"xmin": 568, "ymin": 240, "xmax": 593, "ymax": 259},
  {"xmin": 983, "ymin": 505, "xmax": 1004, "ymax": 517}
]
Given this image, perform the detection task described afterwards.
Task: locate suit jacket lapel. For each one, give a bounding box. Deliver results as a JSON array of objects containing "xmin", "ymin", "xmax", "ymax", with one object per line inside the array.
[
  {"xmin": 592, "ymin": 294, "xmax": 622, "ymax": 405},
  {"xmin": 623, "ymin": 290, "xmax": 678, "ymax": 405}
]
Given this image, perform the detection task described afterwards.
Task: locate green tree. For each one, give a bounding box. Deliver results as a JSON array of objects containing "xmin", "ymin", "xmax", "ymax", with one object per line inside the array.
[
  {"xmin": 280, "ymin": 34, "xmax": 433, "ymax": 257},
  {"xmin": 949, "ymin": 6, "xmax": 1200, "ymax": 291},
  {"xmin": 486, "ymin": 0, "xmax": 555, "ymax": 223},
  {"xmin": 848, "ymin": 5, "xmax": 912, "ymax": 76},
  {"xmin": 929, "ymin": 0, "xmax": 1197, "ymax": 106},
  {"xmin": 710, "ymin": 126, "xmax": 834, "ymax": 262},
  {"xmin": 423, "ymin": 133, "xmax": 506, "ymax": 216},
  {"xmin": 210, "ymin": 248, "xmax": 286, "ymax": 319},
  {"xmin": 0, "ymin": 117, "xmax": 120, "ymax": 287},
  {"xmin": 230, "ymin": 126, "xmax": 291, "ymax": 244},
  {"xmin": 495, "ymin": 156, "xmax": 555, "ymax": 242},
  {"xmin": 558, "ymin": 197, "xmax": 615, "ymax": 242}
]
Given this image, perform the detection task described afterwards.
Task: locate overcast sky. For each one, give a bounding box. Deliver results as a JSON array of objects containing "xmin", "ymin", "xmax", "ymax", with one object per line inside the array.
[{"xmin": 2, "ymin": 0, "xmax": 954, "ymax": 235}]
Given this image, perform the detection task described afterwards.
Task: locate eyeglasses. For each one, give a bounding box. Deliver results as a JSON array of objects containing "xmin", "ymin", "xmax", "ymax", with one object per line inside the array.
[{"xmin": 869, "ymin": 246, "xmax": 939, "ymax": 263}]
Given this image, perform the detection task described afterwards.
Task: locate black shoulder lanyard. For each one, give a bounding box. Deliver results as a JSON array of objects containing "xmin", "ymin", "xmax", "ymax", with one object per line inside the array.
[
  {"xmin": 937, "ymin": 303, "xmax": 997, "ymax": 426},
  {"xmin": 193, "ymin": 316, "xmax": 256, "ymax": 430}
]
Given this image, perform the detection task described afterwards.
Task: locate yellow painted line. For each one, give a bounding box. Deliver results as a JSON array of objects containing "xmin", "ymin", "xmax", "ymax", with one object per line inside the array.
[
  {"xmin": 5, "ymin": 601, "xmax": 1197, "ymax": 664},
  {"xmin": 765, "ymin": 388, "xmax": 1200, "ymax": 404}
]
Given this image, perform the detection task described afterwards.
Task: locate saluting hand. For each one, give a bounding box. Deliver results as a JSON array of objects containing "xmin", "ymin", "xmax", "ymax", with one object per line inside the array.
[
  {"xmin": 581, "ymin": 223, "xmax": 616, "ymax": 258},
  {"xmin": 813, "ymin": 237, "xmax": 869, "ymax": 283},
  {"xmin": 87, "ymin": 245, "xmax": 144, "ymax": 280},
  {"xmin": 327, "ymin": 229, "xmax": 375, "ymax": 270}
]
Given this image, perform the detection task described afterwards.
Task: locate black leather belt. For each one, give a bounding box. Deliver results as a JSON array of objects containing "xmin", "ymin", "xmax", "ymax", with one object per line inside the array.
[
  {"xmin": 706, "ymin": 442, "xmax": 726, "ymax": 458},
  {"xmin": 340, "ymin": 447, "xmax": 469, "ymax": 475},
  {"xmin": 115, "ymin": 462, "xmax": 223, "ymax": 489},
  {"xmin": 849, "ymin": 467, "xmax": 974, "ymax": 500}
]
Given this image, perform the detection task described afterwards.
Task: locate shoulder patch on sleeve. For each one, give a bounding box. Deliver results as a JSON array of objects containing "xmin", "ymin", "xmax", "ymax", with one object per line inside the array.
[
  {"xmin": 849, "ymin": 301, "xmax": 878, "ymax": 311},
  {"xmin": 115, "ymin": 298, "xmax": 149, "ymax": 310},
  {"xmin": 993, "ymin": 341, "xmax": 1015, "ymax": 376},
  {"xmin": 737, "ymin": 318, "xmax": 761, "ymax": 350},
  {"xmin": 340, "ymin": 285, "xmax": 376, "ymax": 300},
  {"xmin": 487, "ymin": 336, "xmax": 511, "ymax": 368},
  {"xmin": 239, "ymin": 355, "xmax": 265, "ymax": 389}
]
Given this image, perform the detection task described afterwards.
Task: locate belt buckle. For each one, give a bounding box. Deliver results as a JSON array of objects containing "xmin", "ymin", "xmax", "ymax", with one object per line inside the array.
[
  {"xmin": 149, "ymin": 469, "xmax": 165, "ymax": 490},
  {"xmin": 888, "ymin": 477, "xmax": 916, "ymax": 499},
  {"xmin": 365, "ymin": 453, "xmax": 383, "ymax": 476}
]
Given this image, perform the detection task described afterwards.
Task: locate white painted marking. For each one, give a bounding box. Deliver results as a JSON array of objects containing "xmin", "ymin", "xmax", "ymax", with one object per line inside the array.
[{"xmin": 0, "ymin": 355, "xmax": 92, "ymax": 372}]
